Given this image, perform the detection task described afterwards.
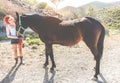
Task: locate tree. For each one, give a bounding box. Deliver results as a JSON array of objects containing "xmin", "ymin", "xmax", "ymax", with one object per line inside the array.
[
  {"xmin": 25, "ymin": 0, "xmax": 37, "ymax": 6},
  {"xmin": 37, "ymin": 2, "xmax": 47, "ymax": 9},
  {"xmin": 87, "ymin": 5, "xmax": 96, "ymax": 17},
  {"xmin": 50, "ymin": 0, "xmax": 63, "ymax": 9}
]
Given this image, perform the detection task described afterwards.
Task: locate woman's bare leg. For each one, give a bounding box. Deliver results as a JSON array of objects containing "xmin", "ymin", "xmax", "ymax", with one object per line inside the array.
[
  {"xmin": 12, "ymin": 44, "xmax": 18, "ymax": 64},
  {"xmin": 18, "ymin": 39, "xmax": 23, "ymax": 64}
]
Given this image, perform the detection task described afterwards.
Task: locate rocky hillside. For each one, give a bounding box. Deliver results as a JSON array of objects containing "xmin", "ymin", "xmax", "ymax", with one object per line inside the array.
[
  {"xmin": 0, "ymin": 0, "xmax": 62, "ymax": 19},
  {"xmin": 0, "ymin": 0, "xmax": 30, "ymax": 18}
]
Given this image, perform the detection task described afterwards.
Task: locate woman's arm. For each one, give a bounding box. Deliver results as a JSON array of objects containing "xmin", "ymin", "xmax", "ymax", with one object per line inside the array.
[{"xmin": 6, "ymin": 27, "xmax": 18, "ymax": 39}]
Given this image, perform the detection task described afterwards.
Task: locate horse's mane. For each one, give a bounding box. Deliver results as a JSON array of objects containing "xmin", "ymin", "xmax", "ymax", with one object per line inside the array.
[
  {"xmin": 22, "ymin": 14, "xmax": 63, "ymax": 24},
  {"xmin": 43, "ymin": 16, "xmax": 62, "ymax": 24}
]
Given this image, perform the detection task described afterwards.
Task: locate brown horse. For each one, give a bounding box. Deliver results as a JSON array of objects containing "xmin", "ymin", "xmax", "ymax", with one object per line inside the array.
[{"xmin": 16, "ymin": 12, "xmax": 105, "ymax": 80}]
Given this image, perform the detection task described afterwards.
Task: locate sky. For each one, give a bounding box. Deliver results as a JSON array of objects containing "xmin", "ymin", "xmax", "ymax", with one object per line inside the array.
[{"xmin": 37, "ymin": 0, "xmax": 120, "ymax": 9}]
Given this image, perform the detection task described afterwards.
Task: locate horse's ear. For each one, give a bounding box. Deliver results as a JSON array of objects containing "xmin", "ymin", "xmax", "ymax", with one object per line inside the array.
[
  {"xmin": 22, "ymin": 13, "xmax": 24, "ymax": 15},
  {"xmin": 22, "ymin": 13, "xmax": 27, "ymax": 16},
  {"xmin": 16, "ymin": 12, "xmax": 19, "ymax": 20}
]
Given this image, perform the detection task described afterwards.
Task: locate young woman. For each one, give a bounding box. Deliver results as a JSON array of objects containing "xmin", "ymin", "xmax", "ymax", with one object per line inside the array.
[{"xmin": 3, "ymin": 15, "xmax": 24, "ymax": 64}]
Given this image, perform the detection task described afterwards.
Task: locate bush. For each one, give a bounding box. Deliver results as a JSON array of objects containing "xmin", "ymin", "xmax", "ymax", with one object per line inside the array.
[
  {"xmin": 23, "ymin": 33, "xmax": 44, "ymax": 46},
  {"xmin": 27, "ymin": 39, "xmax": 41, "ymax": 45},
  {"xmin": 26, "ymin": 0, "xmax": 37, "ymax": 6},
  {"xmin": 36, "ymin": 2, "xmax": 47, "ymax": 9},
  {"xmin": 0, "ymin": 36, "xmax": 9, "ymax": 41},
  {"xmin": 26, "ymin": 33, "xmax": 39, "ymax": 39}
]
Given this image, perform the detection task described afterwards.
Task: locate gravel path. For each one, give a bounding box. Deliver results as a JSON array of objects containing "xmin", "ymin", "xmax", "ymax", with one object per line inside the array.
[{"xmin": 0, "ymin": 35, "xmax": 120, "ymax": 83}]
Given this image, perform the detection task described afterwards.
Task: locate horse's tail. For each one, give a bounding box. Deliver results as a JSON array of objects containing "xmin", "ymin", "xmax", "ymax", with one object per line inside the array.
[{"xmin": 97, "ymin": 23, "xmax": 105, "ymax": 58}]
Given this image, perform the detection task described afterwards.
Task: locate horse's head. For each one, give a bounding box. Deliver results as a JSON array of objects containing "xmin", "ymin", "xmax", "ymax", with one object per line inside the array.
[{"xmin": 16, "ymin": 12, "xmax": 28, "ymax": 37}]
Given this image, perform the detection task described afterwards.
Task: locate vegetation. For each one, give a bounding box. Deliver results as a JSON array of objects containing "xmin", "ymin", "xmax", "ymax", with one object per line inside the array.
[
  {"xmin": 95, "ymin": 6, "xmax": 120, "ymax": 34},
  {"xmin": 23, "ymin": 33, "xmax": 44, "ymax": 46},
  {"xmin": 36, "ymin": 2, "xmax": 47, "ymax": 9},
  {"xmin": 59, "ymin": 5, "xmax": 120, "ymax": 34},
  {"xmin": 0, "ymin": 0, "xmax": 120, "ymax": 41},
  {"xmin": 0, "ymin": 5, "xmax": 5, "ymax": 19},
  {"xmin": 25, "ymin": 0, "xmax": 38, "ymax": 6}
]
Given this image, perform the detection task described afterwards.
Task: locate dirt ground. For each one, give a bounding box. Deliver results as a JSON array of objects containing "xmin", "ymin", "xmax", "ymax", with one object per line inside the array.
[{"xmin": 0, "ymin": 34, "xmax": 120, "ymax": 83}]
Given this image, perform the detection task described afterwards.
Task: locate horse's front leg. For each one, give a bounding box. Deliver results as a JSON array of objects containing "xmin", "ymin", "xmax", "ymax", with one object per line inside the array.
[
  {"xmin": 43, "ymin": 44, "xmax": 49, "ymax": 68},
  {"xmin": 44, "ymin": 43, "xmax": 56, "ymax": 72}
]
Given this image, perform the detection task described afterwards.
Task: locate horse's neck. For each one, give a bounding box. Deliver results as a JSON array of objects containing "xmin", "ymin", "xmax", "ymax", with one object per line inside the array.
[
  {"xmin": 29, "ymin": 26, "xmax": 39, "ymax": 34},
  {"xmin": 27, "ymin": 20, "xmax": 40, "ymax": 33}
]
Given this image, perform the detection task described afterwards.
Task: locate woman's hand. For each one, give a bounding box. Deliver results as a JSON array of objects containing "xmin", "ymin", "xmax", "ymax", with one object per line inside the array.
[{"xmin": 19, "ymin": 37, "xmax": 24, "ymax": 40}]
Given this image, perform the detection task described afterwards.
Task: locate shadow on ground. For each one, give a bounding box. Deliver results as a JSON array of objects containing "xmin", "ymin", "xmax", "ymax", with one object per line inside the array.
[
  {"xmin": 43, "ymin": 67, "xmax": 56, "ymax": 83},
  {"xmin": 0, "ymin": 63, "xmax": 21, "ymax": 83}
]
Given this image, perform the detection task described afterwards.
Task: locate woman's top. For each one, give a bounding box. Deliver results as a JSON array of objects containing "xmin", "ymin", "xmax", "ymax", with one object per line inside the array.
[{"xmin": 6, "ymin": 24, "xmax": 17, "ymax": 36}]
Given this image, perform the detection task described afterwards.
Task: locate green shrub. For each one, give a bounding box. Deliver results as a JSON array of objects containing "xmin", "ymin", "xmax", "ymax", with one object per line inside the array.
[
  {"xmin": 26, "ymin": 0, "xmax": 37, "ymax": 6},
  {"xmin": 26, "ymin": 33, "xmax": 39, "ymax": 39},
  {"xmin": 36, "ymin": 2, "xmax": 47, "ymax": 9},
  {"xmin": 28, "ymin": 39, "xmax": 39, "ymax": 45},
  {"xmin": 27, "ymin": 39, "xmax": 43, "ymax": 45},
  {"xmin": 23, "ymin": 33, "xmax": 44, "ymax": 46},
  {"xmin": 0, "ymin": 36, "xmax": 9, "ymax": 40}
]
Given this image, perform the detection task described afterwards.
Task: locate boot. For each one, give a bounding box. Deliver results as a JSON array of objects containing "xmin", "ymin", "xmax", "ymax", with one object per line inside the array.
[
  {"xmin": 15, "ymin": 58, "xmax": 18, "ymax": 65},
  {"xmin": 20, "ymin": 56, "xmax": 24, "ymax": 64}
]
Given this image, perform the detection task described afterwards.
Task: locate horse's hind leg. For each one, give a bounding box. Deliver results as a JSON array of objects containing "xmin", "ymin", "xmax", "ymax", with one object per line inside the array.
[
  {"xmin": 84, "ymin": 40, "xmax": 100, "ymax": 80},
  {"xmin": 49, "ymin": 44, "xmax": 56, "ymax": 72},
  {"xmin": 44, "ymin": 43, "xmax": 56, "ymax": 72},
  {"xmin": 90, "ymin": 46, "xmax": 100, "ymax": 80}
]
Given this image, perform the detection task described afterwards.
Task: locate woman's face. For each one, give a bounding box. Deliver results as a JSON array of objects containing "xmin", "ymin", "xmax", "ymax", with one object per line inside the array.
[{"xmin": 8, "ymin": 16, "xmax": 15, "ymax": 24}]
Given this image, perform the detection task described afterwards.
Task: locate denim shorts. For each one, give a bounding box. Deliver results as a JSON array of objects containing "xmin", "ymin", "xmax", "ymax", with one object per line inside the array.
[{"xmin": 11, "ymin": 39, "xmax": 19, "ymax": 44}]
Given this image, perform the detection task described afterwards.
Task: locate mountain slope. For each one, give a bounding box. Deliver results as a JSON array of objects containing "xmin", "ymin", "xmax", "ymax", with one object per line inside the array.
[{"xmin": 81, "ymin": 1, "xmax": 120, "ymax": 9}]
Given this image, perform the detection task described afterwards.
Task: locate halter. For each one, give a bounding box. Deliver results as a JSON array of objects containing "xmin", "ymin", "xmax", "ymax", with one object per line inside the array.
[{"xmin": 17, "ymin": 16, "xmax": 26, "ymax": 37}]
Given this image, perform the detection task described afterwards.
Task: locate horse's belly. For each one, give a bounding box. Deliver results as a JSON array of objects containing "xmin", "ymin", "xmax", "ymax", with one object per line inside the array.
[{"xmin": 56, "ymin": 36, "xmax": 83, "ymax": 46}]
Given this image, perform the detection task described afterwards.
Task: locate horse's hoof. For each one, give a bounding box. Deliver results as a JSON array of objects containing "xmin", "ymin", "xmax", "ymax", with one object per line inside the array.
[
  {"xmin": 91, "ymin": 77, "xmax": 98, "ymax": 81},
  {"xmin": 43, "ymin": 65, "xmax": 46, "ymax": 68},
  {"xmin": 43, "ymin": 62, "xmax": 49, "ymax": 68},
  {"xmin": 53, "ymin": 65, "xmax": 56, "ymax": 68},
  {"xmin": 92, "ymin": 67, "xmax": 96, "ymax": 71},
  {"xmin": 43, "ymin": 64, "xmax": 47, "ymax": 68},
  {"xmin": 50, "ymin": 68, "xmax": 54, "ymax": 73}
]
